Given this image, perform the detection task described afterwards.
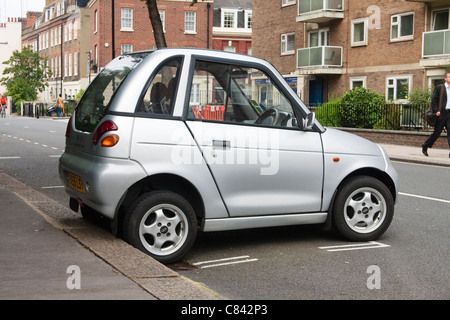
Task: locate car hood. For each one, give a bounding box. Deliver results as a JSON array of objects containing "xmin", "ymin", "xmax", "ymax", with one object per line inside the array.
[{"xmin": 321, "ymin": 128, "xmax": 382, "ymax": 156}]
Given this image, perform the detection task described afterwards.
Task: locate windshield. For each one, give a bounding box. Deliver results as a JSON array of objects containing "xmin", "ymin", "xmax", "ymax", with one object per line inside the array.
[{"xmin": 74, "ymin": 51, "xmax": 151, "ymax": 132}]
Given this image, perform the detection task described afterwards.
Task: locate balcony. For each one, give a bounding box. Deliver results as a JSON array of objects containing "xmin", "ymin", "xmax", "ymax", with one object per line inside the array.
[
  {"xmin": 421, "ymin": 29, "xmax": 450, "ymax": 68},
  {"xmin": 297, "ymin": 46, "xmax": 343, "ymax": 74},
  {"xmin": 296, "ymin": 0, "xmax": 344, "ymax": 23}
]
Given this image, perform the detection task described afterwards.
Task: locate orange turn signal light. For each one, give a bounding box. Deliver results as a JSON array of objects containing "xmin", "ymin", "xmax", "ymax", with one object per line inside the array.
[
  {"xmin": 333, "ymin": 157, "xmax": 340, "ymax": 162},
  {"xmin": 101, "ymin": 134, "xmax": 120, "ymax": 147}
]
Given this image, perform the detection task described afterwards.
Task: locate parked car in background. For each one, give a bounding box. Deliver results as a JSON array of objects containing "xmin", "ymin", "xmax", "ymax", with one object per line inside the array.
[
  {"xmin": 46, "ymin": 100, "xmax": 76, "ymax": 117},
  {"xmin": 59, "ymin": 49, "xmax": 398, "ymax": 264}
]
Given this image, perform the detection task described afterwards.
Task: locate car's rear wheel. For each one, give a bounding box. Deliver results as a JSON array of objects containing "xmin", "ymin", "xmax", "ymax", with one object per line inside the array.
[
  {"xmin": 332, "ymin": 176, "xmax": 394, "ymax": 241},
  {"xmin": 123, "ymin": 190, "xmax": 197, "ymax": 264}
]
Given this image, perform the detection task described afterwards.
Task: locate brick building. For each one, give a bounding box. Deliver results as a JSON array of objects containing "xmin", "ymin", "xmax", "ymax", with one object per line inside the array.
[
  {"xmin": 212, "ymin": 0, "xmax": 252, "ymax": 55},
  {"xmin": 88, "ymin": 0, "xmax": 214, "ymax": 71},
  {"xmin": 252, "ymin": 0, "xmax": 450, "ymax": 106},
  {"xmin": 22, "ymin": 0, "xmax": 91, "ymax": 102}
]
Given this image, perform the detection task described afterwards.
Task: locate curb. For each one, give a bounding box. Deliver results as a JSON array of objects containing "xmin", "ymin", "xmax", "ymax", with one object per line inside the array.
[{"xmin": 0, "ymin": 172, "xmax": 224, "ymax": 300}]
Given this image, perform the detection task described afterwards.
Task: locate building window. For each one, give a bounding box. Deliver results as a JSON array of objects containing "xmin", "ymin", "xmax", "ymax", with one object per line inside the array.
[
  {"xmin": 185, "ymin": 11, "xmax": 196, "ymax": 33},
  {"xmin": 121, "ymin": 8, "xmax": 133, "ymax": 31},
  {"xmin": 224, "ymin": 45, "xmax": 235, "ymax": 52},
  {"xmin": 282, "ymin": 0, "xmax": 296, "ymax": 6},
  {"xmin": 159, "ymin": 10, "xmax": 165, "ymax": 32},
  {"xmin": 121, "ymin": 44, "xmax": 133, "ymax": 55},
  {"xmin": 222, "ymin": 9, "xmax": 237, "ymax": 28},
  {"xmin": 74, "ymin": 20, "xmax": 78, "ymax": 39},
  {"xmin": 350, "ymin": 77, "xmax": 366, "ymax": 89},
  {"xmin": 246, "ymin": 11, "xmax": 252, "ymax": 29},
  {"xmin": 281, "ymin": 33, "xmax": 295, "ymax": 55},
  {"xmin": 94, "ymin": 10, "xmax": 98, "ymax": 33},
  {"xmin": 69, "ymin": 53, "xmax": 73, "ymax": 77},
  {"xmin": 74, "ymin": 52, "xmax": 78, "ymax": 76},
  {"xmin": 309, "ymin": 29, "xmax": 329, "ymax": 47},
  {"xmin": 387, "ymin": 75, "xmax": 412, "ymax": 101},
  {"xmin": 351, "ymin": 18, "xmax": 368, "ymax": 47},
  {"xmin": 391, "ymin": 12, "xmax": 414, "ymax": 41},
  {"xmin": 432, "ymin": 9, "xmax": 449, "ymax": 31}
]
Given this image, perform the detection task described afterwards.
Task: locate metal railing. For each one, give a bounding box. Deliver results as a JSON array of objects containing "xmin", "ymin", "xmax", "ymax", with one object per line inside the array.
[{"xmin": 309, "ymin": 103, "xmax": 434, "ymax": 131}]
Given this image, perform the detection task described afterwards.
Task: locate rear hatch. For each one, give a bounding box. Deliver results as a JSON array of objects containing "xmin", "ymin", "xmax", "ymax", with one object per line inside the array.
[{"xmin": 65, "ymin": 51, "xmax": 151, "ymax": 155}]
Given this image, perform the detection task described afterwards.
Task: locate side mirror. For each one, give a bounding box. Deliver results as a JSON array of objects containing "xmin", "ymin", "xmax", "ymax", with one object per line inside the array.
[{"xmin": 303, "ymin": 112, "xmax": 315, "ymax": 130}]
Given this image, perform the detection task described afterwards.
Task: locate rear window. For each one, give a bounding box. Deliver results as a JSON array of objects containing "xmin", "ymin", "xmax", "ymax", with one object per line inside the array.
[{"xmin": 74, "ymin": 51, "xmax": 151, "ymax": 132}]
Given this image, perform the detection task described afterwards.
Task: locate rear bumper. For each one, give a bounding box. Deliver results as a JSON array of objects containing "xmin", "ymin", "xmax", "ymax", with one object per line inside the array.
[{"xmin": 59, "ymin": 149, "xmax": 147, "ymax": 220}]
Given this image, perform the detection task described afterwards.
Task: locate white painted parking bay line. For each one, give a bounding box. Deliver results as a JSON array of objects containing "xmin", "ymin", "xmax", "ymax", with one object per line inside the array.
[
  {"xmin": 0, "ymin": 156, "xmax": 21, "ymax": 160},
  {"xmin": 399, "ymin": 192, "xmax": 450, "ymax": 205},
  {"xmin": 42, "ymin": 186, "xmax": 64, "ymax": 189},
  {"xmin": 319, "ymin": 241, "xmax": 390, "ymax": 252},
  {"xmin": 193, "ymin": 255, "xmax": 258, "ymax": 269}
]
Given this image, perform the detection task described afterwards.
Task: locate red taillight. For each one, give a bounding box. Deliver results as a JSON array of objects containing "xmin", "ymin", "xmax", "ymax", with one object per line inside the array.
[
  {"xmin": 65, "ymin": 115, "xmax": 73, "ymax": 138},
  {"xmin": 92, "ymin": 120, "xmax": 118, "ymax": 145}
]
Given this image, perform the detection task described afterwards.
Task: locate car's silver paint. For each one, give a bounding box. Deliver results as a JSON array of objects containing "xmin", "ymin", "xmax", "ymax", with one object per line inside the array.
[{"xmin": 59, "ymin": 48, "xmax": 398, "ymax": 234}]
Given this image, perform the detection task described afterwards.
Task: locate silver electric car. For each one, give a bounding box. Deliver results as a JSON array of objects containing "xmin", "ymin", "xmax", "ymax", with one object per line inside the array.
[{"xmin": 59, "ymin": 48, "xmax": 398, "ymax": 264}]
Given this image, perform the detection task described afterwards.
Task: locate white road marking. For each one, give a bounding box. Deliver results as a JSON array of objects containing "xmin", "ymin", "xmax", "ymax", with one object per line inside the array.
[
  {"xmin": 193, "ymin": 255, "xmax": 258, "ymax": 269},
  {"xmin": 319, "ymin": 241, "xmax": 390, "ymax": 252},
  {"xmin": 399, "ymin": 192, "xmax": 450, "ymax": 205},
  {"xmin": 0, "ymin": 156, "xmax": 21, "ymax": 160}
]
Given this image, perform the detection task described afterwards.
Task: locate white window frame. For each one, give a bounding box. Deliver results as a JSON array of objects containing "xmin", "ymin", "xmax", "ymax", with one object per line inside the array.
[
  {"xmin": 74, "ymin": 52, "xmax": 78, "ymax": 76},
  {"xmin": 391, "ymin": 12, "xmax": 414, "ymax": 42},
  {"xmin": 281, "ymin": 33, "xmax": 295, "ymax": 55},
  {"xmin": 350, "ymin": 76, "xmax": 367, "ymax": 89},
  {"xmin": 94, "ymin": 10, "xmax": 98, "ymax": 33},
  {"xmin": 159, "ymin": 10, "xmax": 165, "ymax": 32},
  {"xmin": 308, "ymin": 28, "xmax": 329, "ymax": 47},
  {"xmin": 185, "ymin": 11, "xmax": 196, "ymax": 34},
  {"xmin": 386, "ymin": 75, "xmax": 412, "ymax": 102},
  {"xmin": 282, "ymin": 0, "xmax": 296, "ymax": 7},
  {"xmin": 351, "ymin": 18, "xmax": 368, "ymax": 47},
  {"xmin": 121, "ymin": 44, "xmax": 133, "ymax": 55},
  {"xmin": 74, "ymin": 20, "xmax": 78, "ymax": 39},
  {"xmin": 121, "ymin": 8, "xmax": 134, "ymax": 32},
  {"xmin": 245, "ymin": 10, "xmax": 252, "ymax": 29},
  {"xmin": 222, "ymin": 9, "xmax": 237, "ymax": 28}
]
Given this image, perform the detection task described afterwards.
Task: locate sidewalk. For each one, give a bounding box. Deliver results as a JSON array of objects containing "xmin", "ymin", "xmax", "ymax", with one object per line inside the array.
[
  {"xmin": 380, "ymin": 143, "xmax": 450, "ymax": 167},
  {"xmin": 0, "ymin": 172, "xmax": 222, "ymax": 300},
  {"xmin": 0, "ymin": 143, "xmax": 448, "ymax": 300}
]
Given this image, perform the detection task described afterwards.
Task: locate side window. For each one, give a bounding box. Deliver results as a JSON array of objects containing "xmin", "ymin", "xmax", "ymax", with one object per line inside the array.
[
  {"xmin": 188, "ymin": 60, "xmax": 297, "ymax": 128},
  {"xmin": 137, "ymin": 57, "xmax": 182, "ymax": 115}
]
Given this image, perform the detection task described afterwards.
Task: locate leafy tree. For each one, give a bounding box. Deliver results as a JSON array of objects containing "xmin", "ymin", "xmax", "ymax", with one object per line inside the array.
[
  {"xmin": 0, "ymin": 45, "xmax": 51, "ymax": 104},
  {"xmin": 141, "ymin": 0, "xmax": 204, "ymax": 48},
  {"xmin": 339, "ymin": 87, "xmax": 385, "ymax": 128}
]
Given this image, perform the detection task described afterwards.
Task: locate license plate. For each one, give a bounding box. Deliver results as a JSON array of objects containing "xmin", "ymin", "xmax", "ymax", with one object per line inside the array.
[{"xmin": 67, "ymin": 172, "xmax": 85, "ymax": 193}]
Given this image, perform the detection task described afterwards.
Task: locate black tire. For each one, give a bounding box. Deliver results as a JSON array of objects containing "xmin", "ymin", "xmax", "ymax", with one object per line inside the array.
[
  {"xmin": 332, "ymin": 176, "xmax": 394, "ymax": 241},
  {"xmin": 123, "ymin": 190, "xmax": 197, "ymax": 264}
]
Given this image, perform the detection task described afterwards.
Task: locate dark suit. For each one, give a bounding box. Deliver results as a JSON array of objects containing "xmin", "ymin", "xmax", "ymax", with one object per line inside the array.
[{"xmin": 423, "ymin": 84, "xmax": 450, "ymax": 151}]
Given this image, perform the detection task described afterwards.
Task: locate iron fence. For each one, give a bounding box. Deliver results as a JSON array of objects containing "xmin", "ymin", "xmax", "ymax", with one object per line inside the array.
[{"xmin": 308, "ymin": 103, "xmax": 433, "ymax": 131}]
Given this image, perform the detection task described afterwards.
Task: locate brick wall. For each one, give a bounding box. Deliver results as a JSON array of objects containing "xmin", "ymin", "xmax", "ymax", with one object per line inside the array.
[{"xmin": 339, "ymin": 128, "xmax": 448, "ymax": 149}]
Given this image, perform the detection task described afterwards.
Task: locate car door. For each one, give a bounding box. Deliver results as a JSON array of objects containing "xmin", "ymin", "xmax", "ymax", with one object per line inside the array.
[{"xmin": 185, "ymin": 59, "xmax": 324, "ymax": 217}]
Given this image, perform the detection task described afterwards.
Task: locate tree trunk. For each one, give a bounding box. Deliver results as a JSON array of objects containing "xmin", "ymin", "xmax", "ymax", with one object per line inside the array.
[{"xmin": 144, "ymin": 0, "xmax": 167, "ymax": 48}]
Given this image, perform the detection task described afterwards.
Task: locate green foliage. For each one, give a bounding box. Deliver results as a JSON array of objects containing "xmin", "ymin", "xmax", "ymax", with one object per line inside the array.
[
  {"xmin": 315, "ymin": 97, "xmax": 342, "ymax": 127},
  {"xmin": 408, "ymin": 88, "xmax": 431, "ymax": 106},
  {"xmin": 339, "ymin": 87, "xmax": 385, "ymax": 128},
  {"xmin": 0, "ymin": 46, "xmax": 51, "ymax": 105}
]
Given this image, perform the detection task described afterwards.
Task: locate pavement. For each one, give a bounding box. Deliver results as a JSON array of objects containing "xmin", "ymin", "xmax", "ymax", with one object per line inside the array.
[{"xmin": 0, "ymin": 137, "xmax": 449, "ymax": 300}]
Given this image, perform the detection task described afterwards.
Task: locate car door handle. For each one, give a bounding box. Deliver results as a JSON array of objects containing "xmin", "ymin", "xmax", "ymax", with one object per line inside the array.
[{"xmin": 212, "ymin": 140, "xmax": 231, "ymax": 149}]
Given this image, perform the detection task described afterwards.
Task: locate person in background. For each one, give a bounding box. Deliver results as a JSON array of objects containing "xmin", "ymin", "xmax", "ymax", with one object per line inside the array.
[
  {"xmin": 56, "ymin": 94, "xmax": 64, "ymax": 117},
  {"xmin": 0, "ymin": 94, "xmax": 7, "ymax": 118},
  {"xmin": 422, "ymin": 72, "xmax": 450, "ymax": 158}
]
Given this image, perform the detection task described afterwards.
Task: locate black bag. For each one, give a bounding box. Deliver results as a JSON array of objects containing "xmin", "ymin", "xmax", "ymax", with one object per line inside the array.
[{"xmin": 425, "ymin": 106, "xmax": 437, "ymax": 127}]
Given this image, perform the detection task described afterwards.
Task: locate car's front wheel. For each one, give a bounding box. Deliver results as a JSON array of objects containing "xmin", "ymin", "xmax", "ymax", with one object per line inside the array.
[
  {"xmin": 332, "ymin": 176, "xmax": 394, "ymax": 241},
  {"xmin": 123, "ymin": 191, "xmax": 197, "ymax": 264}
]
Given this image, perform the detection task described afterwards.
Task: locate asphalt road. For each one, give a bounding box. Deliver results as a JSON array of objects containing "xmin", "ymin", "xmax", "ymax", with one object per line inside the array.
[{"xmin": 1, "ymin": 117, "xmax": 449, "ymax": 300}]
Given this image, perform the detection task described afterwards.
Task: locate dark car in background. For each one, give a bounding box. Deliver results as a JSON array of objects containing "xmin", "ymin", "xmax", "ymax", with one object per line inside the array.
[{"xmin": 46, "ymin": 100, "xmax": 76, "ymax": 117}]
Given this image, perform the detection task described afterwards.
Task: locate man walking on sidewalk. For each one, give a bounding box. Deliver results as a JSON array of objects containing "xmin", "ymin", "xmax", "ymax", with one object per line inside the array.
[{"xmin": 422, "ymin": 72, "xmax": 450, "ymax": 158}]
